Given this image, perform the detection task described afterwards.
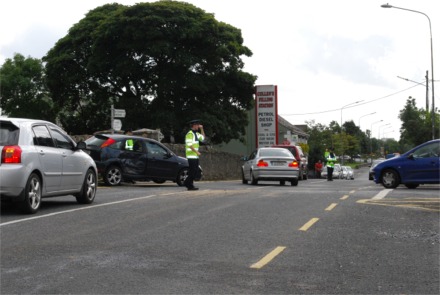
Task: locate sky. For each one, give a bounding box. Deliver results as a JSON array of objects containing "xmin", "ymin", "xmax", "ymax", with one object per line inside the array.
[{"xmin": 1, "ymin": 0, "xmax": 439, "ymax": 141}]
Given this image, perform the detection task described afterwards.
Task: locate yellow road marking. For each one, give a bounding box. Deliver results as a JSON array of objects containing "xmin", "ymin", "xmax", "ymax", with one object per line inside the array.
[
  {"xmin": 250, "ymin": 246, "xmax": 286, "ymax": 269},
  {"xmin": 299, "ymin": 218, "xmax": 319, "ymax": 231},
  {"xmin": 325, "ymin": 203, "xmax": 338, "ymax": 211},
  {"xmin": 340, "ymin": 195, "xmax": 349, "ymax": 200},
  {"xmin": 349, "ymin": 190, "xmax": 356, "ymax": 194}
]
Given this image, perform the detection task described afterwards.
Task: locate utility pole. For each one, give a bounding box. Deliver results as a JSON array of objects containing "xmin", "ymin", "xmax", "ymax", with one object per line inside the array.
[{"xmin": 425, "ymin": 71, "xmax": 429, "ymax": 111}]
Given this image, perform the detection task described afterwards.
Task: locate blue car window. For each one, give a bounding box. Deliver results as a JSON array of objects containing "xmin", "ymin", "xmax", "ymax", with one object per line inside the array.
[
  {"xmin": 145, "ymin": 141, "xmax": 167, "ymax": 157},
  {"xmin": 132, "ymin": 140, "xmax": 143, "ymax": 152},
  {"xmin": 413, "ymin": 142, "xmax": 440, "ymax": 158}
]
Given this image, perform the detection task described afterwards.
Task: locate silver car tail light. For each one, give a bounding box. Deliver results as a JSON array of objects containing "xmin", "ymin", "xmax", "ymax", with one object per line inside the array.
[{"xmin": 1, "ymin": 145, "xmax": 22, "ymax": 164}]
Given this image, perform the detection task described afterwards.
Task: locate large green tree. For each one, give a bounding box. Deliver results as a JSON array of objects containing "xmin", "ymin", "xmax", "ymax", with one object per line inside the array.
[
  {"xmin": 0, "ymin": 53, "xmax": 55, "ymax": 121},
  {"xmin": 44, "ymin": 1, "xmax": 256, "ymax": 142},
  {"xmin": 399, "ymin": 97, "xmax": 432, "ymax": 147}
]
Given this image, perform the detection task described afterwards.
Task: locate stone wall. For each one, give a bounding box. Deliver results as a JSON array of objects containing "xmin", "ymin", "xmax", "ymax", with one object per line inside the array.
[
  {"xmin": 73, "ymin": 135, "xmax": 243, "ymax": 181},
  {"xmin": 164, "ymin": 144, "xmax": 243, "ymax": 181}
]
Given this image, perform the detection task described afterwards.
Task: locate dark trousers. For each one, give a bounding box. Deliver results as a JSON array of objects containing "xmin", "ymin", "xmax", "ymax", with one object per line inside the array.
[
  {"xmin": 185, "ymin": 158, "xmax": 199, "ymax": 189},
  {"xmin": 327, "ymin": 166, "xmax": 334, "ymax": 180},
  {"xmin": 315, "ymin": 170, "xmax": 321, "ymax": 179}
]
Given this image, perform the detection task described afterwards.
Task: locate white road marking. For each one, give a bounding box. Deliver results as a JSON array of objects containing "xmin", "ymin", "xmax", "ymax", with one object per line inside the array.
[
  {"xmin": 0, "ymin": 194, "xmax": 158, "ymax": 227},
  {"xmin": 372, "ymin": 189, "xmax": 392, "ymax": 200},
  {"xmin": 1, "ymin": 186, "xmax": 267, "ymax": 227}
]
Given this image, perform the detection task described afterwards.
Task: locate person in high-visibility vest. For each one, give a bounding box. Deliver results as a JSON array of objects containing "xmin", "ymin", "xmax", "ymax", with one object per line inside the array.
[
  {"xmin": 325, "ymin": 148, "xmax": 337, "ymax": 181},
  {"xmin": 125, "ymin": 129, "xmax": 134, "ymax": 150},
  {"xmin": 184, "ymin": 119, "xmax": 205, "ymax": 191}
]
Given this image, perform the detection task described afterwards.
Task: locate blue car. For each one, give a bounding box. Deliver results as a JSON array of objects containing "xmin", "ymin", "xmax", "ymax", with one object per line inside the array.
[{"xmin": 373, "ymin": 139, "xmax": 440, "ymax": 189}]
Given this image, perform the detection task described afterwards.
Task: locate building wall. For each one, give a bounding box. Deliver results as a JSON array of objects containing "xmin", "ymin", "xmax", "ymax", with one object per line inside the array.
[
  {"xmin": 213, "ymin": 109, "xmax": 256, "ymax": 157},
  {"xmin": 213, "ymin": 108, "xmax": 309, "ymax": 156}
]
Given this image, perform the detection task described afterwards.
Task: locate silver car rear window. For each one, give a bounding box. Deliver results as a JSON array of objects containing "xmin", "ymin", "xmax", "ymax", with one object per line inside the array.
[
  {"xmin": 0, "ymin": 122, "xmax": 19, "ymax": 145},
  {"xmin": 260, "ymin": 149, "xmax": 292, "ymax": 157}
]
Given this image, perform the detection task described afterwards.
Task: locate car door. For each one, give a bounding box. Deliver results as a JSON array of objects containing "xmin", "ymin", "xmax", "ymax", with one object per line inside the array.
[
  {"xmin": 49, "ymin": 126, "xmax": 84, "ymax": 191},
  {"xmin": 145, "ymin": 140, "xmax": 181, "ymax": 179},
  {"xmin": 120, "ymin": 138, "xmax": 147, "ymax": 177},
  {"xmin": 243, "ymin": 150, "xmax": 257, "ymax": 178},
  {"xmin": 401, "ymin": 141, "xmax": 440, "ymax": 183},
  {"xmin": 32, "ymin": 125, "xmax": 62, "ymax": 193}
]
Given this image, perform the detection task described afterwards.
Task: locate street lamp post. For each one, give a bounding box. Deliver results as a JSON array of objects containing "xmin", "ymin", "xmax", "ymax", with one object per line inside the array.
[
  {"xmin": 358, "ymin": 112, "xmax": 376, "ymax": 130},
  {"xmin": 370, "ymin": 120, "xmax": 383, "ymax": 163},
  {"xmin": 378, "ymin": 123, "xmax": 391, "ymax": 140},
  {"xmin": 381, "ymin": 3, "xmax": 435, "ymax": 139},
  {"xmin": 381, "ymin": 125, "xmax": 393, "ymax": 139},
  {"xmin": 383, "ymin": 130, "xmax": 395, "ymax": 138},
  {"xmin": 340, "ymin": 100, "xmax": 363, "ymax": 165}
]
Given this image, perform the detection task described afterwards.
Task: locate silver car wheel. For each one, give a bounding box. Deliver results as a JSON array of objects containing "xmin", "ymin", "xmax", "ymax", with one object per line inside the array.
[
  {"xmin": 104, "ymin": 165, "xmax": 122, "ymax": 186},
  {"xmin": 86, "ymin": 171, "xmax": 97, "ymax": 198},
  {"xmin": 21, "ymin": 173, "xmax": 42, "ymax": 214},
  {"xmin": 28, "ymin": 176, "xmax": 41, "ymax": 209},
  {"xmin": 76, "ymin": 169, "xmax": 97, "ymax": 204},
  {"xmin": 177, "ymin": 168, "xmax": 189, "ymax": 186},
  {"xmin": 250, "ymin": 171, "xmax": 258, "ymax": 185}
]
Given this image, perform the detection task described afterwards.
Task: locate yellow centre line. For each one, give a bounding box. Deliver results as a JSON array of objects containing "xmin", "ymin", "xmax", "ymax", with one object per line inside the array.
[
  {"xmin": 299, "ymin": 218, "xmax": 319, "ymax": 231},
  {"xmin": 340, "ymin": 195, "xmax": 349, "ymax": 200},
  {"xmin": 325, "ymin": 203, "xmax": 338, "ymax": 211},
  {"xmin": 250, "ymin": 246, "xmax": 286, "ymax": 269}
]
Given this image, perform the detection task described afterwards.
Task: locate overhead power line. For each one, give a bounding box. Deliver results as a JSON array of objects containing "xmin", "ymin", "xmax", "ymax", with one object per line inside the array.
[{"xmin": 280, "ymin": 84, "xmax": 420, "ymax": 116}]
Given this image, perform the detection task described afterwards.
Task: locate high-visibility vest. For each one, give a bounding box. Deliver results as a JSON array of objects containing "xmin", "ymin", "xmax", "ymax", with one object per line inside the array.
[
  {"xmin": 125, "ymin": 139, "xmax": 134, "ymax": 150},
  {"xmin": 326, "ymin": 153, "xmax": 337, "ymax": 167},
  {"xmin": 185, "ymin": 130, "xmax": 204, "ymax": 159}
]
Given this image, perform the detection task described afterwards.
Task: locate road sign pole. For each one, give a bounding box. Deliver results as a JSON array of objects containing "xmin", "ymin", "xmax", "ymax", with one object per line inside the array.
[{"xmin": 111, "ymin": 105, "xmax": 114, "ymax": 134}]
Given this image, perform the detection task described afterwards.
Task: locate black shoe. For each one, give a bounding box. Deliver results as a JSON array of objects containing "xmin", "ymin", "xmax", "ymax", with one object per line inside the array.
[{"xmin": 187, "ymin": 187, "xmax": 199, "ymax": 191}]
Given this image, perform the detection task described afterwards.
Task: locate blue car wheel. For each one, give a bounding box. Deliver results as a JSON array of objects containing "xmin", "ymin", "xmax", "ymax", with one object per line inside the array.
[{"xmin": 381, "ymin": 169, "xmax": 400, "ymax": 189}]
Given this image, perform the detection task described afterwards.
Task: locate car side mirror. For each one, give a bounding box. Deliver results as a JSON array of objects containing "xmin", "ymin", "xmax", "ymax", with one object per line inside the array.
[
  {"xmin": 76, "ymin": 141, "xmax": 87, "ymax": 150},
  {"xmin": 407, "ymin": 153, "xmax": 414, "ymax": 160}
]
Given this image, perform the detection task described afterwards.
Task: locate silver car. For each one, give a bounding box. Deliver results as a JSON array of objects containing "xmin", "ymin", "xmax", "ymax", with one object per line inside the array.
[
  {"xmin": 340, "ymin": 166, "xmax": 355, "ymax": 180},
  {"xmin": 0, "ymin": 118, "xmax": 98, "ymax": 214},
  {"xmin": 241, "ymin": 147, "xmax": 300, "ymax": 186}
]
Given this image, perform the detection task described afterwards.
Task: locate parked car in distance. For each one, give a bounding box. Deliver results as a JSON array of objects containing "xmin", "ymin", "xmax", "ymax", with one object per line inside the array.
[
  {"xmin": 241, "ymin": 147, "xmax": 300, "ymax": 186},
  {"xmin": 0, "ymin": 118, "xmax": 97, "ymax": 214},
  {"xmin": 321, "ymin": 164, "xmax": 342, "ymax": 179},
  {"xmin": 84, "ymin": 134, "xmax": 191, "ymax": 186},
  {"xmin": 373, "ymin": 139, "xmax": 440, "ymax": 189},
  {"xmin": 341, "ymin": 166, "xmax": 354, "ymax": 180},
  {"xmin": 272, "ymin": 145, "xmax": 308, "ymax": 180},
  {"xmin": 385, "ymin": 153, "xmax": 400, "ymax": 159},
  {"xmin": 369, "ymin": 158, "xmax": 386, "ymax": 180}
]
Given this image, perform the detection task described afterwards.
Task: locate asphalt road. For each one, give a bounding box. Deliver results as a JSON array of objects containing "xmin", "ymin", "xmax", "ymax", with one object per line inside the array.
[{"xmin": 1, "ymin": 167, "xmax": 439, "ymax": 294}]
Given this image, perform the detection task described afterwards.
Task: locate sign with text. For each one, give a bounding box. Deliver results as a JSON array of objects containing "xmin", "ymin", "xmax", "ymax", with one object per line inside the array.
[
  {"xmin": 255, "ymin": 85, "xmax": 278, "ymax": 147},
  {"xmin": 113, "ymin": 109, "xmax": 126, "ymax": 118},
  {"xmin": 112, "ymin": 119, "xmax": 122, "ymax": 131}
]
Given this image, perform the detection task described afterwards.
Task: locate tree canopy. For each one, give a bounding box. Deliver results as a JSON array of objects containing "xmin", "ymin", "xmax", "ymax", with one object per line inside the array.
[
  {"xmin": 43, "ymin": 0, "xmax": 256, "ymax": 142},
  {"xmin": 0, "ymin": 53, "xmax": 55, "ymax": 121},
  {"xmin": 399, "ymin": 97, "xmax": 437, "ymax": 147}
]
